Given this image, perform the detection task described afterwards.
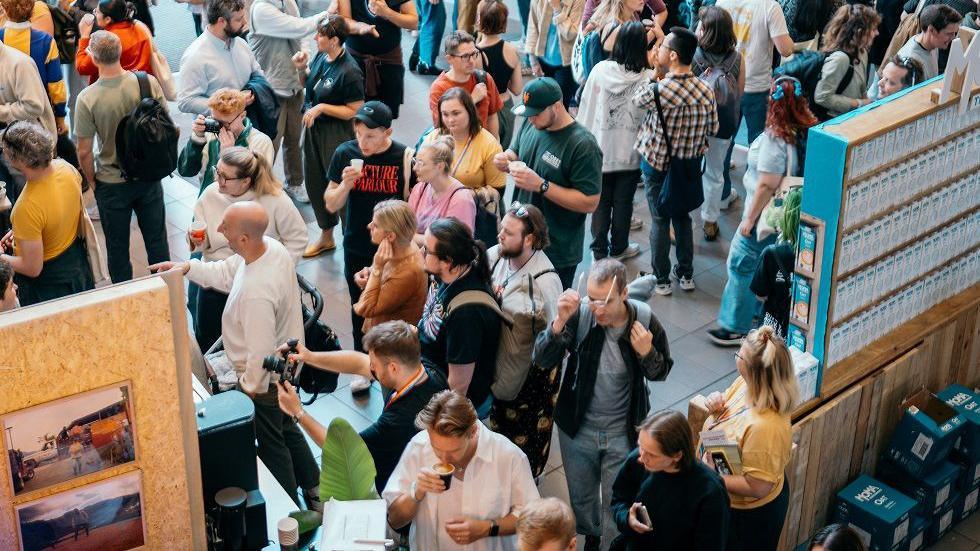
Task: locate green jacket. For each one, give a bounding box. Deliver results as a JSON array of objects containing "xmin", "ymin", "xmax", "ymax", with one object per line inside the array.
[{"xmin": 177, "ymin": 117, "xmax": 263, "ymax": 195}]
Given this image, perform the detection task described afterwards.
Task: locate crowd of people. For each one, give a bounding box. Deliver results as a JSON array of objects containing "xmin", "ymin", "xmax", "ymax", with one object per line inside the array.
[{"xmin": 0, "ymin": 0, "xmax": 972, "ymax": 547}]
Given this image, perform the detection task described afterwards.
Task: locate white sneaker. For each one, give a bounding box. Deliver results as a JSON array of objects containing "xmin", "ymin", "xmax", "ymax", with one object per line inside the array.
[
  {"xmin": 286, "ymin": 184, "xmax": 310, "ymax": 204},
  {"xmin": 611, "ymin": 243, "xmax": 641, "ymax": 261},
  {"xmin": 350, "ymin": 374, "xmax": 372, "ymax": 394},
  {"xmin": 720, "ymin": 189, "xmax": 740, "ymax": 211},
  {"xmin": 654, "ymin": 281, "xmax": 673, "ymax": 296}
]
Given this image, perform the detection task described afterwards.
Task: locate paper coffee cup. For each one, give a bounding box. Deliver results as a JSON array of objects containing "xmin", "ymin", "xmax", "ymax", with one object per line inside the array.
[
  {"xmin": 350, "ymin": 158, "xmax": 365, "ymax": 171},
  {"xmin": 189, "ymin": 221, "xmax": 206, "ymax": 241},
  {"xmin": 433, "ymin": 462, "xmax": 455, "ymax": 490},
  {"xmin": 278, "ymin": 517, "xmax": 299, "ymax": 545},
  {"xmin": 508, "ymin": 161, "xmax": 527, "ymax": 173}
]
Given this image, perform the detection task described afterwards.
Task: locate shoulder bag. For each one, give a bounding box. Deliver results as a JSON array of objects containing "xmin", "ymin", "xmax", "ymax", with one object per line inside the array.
[{"xmin": 652, "ymin": 84, "xmax": 705, "ymax": 217}]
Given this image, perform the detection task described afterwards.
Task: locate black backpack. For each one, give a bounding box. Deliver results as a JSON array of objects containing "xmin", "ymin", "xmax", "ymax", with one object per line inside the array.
[
  {"xmin": 49, "ymin": 6, "xmax": 79, "ymax": 64},
  {"xmin": 114, "ymin": 71, "xmax": 179, "ymax": 182},
  {"xmin": 772, "ymin": 50, "xmax": 854, "ymax": 122}
]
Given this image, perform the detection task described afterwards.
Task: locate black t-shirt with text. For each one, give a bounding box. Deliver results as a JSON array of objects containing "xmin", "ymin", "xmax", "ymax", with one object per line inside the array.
[
  {"xmin": 328, "ymin": 140, "xmax": 407, "ymax": 256},
  {"xmin": 306, "ymin": 49, "xmax": 364, "ymax": 110},
  {"xmin": 417, "ymin": 269, "xmax": 501, "ymax": 408},
  {"xmin": 360, "ymin": 367, "xmax": 447, "ymax": 493},
  {"xmin": 750, "ymin": 241, "xmax": 795, "ymax": 338}
]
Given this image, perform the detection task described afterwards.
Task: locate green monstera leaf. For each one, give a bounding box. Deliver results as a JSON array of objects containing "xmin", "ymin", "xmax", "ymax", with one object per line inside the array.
[{"xmin": 319, "ymin": 417, "xmax": 379, "ymax": 502}]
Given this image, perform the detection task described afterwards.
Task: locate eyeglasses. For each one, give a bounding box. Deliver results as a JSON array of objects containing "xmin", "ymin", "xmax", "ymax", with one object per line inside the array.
[
  {"xmin": 420, "ymin": 244, "xmax": 436, "ymax": 257},
  {"xmin": 411, "ymin": 158, "xmax": 427, "ymax": 169},
  {"xmin": 585, "ymin": 275, "xmax": 618, "ymax": 310},
  {"xmin": 211, "ymin": 166, "xmax": 244, "ymax": 182},
  {"xmin": 450, "ymin": 51, "xmax": 481, "ymax": 61}
]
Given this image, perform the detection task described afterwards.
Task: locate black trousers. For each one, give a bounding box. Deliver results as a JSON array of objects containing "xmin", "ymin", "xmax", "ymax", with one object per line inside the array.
[
  {"xmin": 727, "ymin": 479, "xmax": 790, "ymax": 551},
  {"xmin": 15, "ymin": 240, "xmax": 94, "ymax": 306},
  {"xmin": 591, "ymin": 169, "xmax": 640, "ymax": 257},
  {"xmin": 344, "ymin": 250, "xmax": 375, "ymax": 351},
  {"xmin": 194, "ymin": 286, "xmax": 229, "ymax": 354},
  {"xmin": 94, "ymin": 180, "xmax": 170, "ymax": 283},
  {"xmin": 251, "ymin": 385, "xmax": 319, "ymax": 506},
  {"xmin": 555, "ymin": 265, "xmax": 577, "ymax": 290}
]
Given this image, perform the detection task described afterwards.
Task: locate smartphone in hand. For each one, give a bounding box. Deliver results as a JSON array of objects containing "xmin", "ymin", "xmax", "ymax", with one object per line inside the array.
[{"xmin": 636, "ymin": 504, "xmax": 652, "ymax": 529}]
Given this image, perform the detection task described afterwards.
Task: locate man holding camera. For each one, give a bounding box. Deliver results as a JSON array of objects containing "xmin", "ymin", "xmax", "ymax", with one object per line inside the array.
[
  {"xmin": 177, "ymin": 88, "xmax": 274, "ymax": 194},
  {"xmin": 276, "ymin": 320, "xmax": 447, "ymax": 493},
  {"xmin": 150, "ymin": 201, "xmax": 320, "ymax": 511}
]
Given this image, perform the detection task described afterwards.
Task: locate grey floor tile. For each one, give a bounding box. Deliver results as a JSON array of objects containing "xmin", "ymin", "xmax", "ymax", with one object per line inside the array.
[
  {"xmin": 298, "ymin": 393, "xmax": 374, "ymax": 459},
  {"xmin": 934, "ymin": 530, "xmax": 980, "ymax": 550},
  {"xmin": 537, "ymin": 466, "xmax": 570, "ymax": 505},
  {"xmin": 955, "ymin": 511, "xmax": 980, "ymax": 543}
]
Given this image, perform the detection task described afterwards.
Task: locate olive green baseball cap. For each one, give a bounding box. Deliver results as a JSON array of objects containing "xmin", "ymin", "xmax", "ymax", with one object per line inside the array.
[{"xmin": 512, "ymin": 77, "xmax": 563, "ymax": 117}]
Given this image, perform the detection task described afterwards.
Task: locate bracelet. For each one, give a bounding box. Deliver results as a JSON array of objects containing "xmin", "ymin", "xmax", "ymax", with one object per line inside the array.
[{"xmin": 292, "ymin": 409, "xmax": 306, "ymax": 424}]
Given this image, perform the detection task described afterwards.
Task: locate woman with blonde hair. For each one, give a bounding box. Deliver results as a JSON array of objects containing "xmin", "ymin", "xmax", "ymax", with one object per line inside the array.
[
  {"xmin": 353, "ymin": 199, "xmax": 428, "ymax": 333},
  {"xmin": 701, "ymin": 325, "xmax": 799, "ymax": 551},
  {"xmin": 190, "ymin": 146, "xmax": 307, "ymax": 351},
  {"xmin": 408, "ymin": 135, "xmax": 476, "ymax": 243}
]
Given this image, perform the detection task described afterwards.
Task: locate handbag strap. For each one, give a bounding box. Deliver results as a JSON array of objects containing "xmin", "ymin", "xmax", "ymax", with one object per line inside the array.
[{"xmin": 653, "ymin": 84, "xmax": 674, "ymax": 160}]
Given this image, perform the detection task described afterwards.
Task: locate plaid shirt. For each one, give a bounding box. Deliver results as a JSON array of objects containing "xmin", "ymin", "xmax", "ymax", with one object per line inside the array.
[{"xmin": 633, "ymin": 72, "xmax": 719, "ymax": 172}]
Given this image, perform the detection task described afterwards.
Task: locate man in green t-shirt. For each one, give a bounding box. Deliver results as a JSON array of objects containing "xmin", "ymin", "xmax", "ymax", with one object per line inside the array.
[{"xmin": 493, "ymin": 78, "xmax": 602, "ymax": 289}]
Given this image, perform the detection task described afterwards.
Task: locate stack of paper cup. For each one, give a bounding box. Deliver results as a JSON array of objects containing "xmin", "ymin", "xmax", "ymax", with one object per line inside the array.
[{"xmin": 278, "ymin": 517, "xmax": 299, "ymax": 550}]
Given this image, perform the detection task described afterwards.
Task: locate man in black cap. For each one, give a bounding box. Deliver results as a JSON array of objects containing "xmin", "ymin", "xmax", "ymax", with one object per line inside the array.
[
  {"xmin": 493, "ymin": 77, "xmax": 602, "ymax": 289},
  {"xmin": 324, "ymin": 100, "xmax": 413, "ymax": 352},
  {"xmin": 633, "ymin": 27, "xmax": 718, "ymax": 296}
]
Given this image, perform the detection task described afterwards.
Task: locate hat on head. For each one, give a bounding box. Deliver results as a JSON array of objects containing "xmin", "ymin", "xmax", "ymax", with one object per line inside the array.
[
  {"xmin": 353, "ymin": 101, "xmax": 393, "ymax": 129},
  {"xmin": 512, "ymin": 78, "xmax": 563, "ymax": 117}
]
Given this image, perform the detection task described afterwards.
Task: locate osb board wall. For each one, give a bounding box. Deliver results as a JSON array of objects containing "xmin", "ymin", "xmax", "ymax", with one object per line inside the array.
[
  {"xmin": 778, "ymin": 301, "xmax": 980, "ymax": 550},
  {"xmin": 0, "ymin": 276, "xmax": 206, "ymax": 550}
]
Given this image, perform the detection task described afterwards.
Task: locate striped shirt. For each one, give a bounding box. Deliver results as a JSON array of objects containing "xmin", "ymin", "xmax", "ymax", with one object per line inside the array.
[
  {"xmin": 633, "ymin": 72, "xmax": 718, "ymax": 172},
  {"xmin": 0, "ymin": 23, "xmax": 66, "ymax": 122}
]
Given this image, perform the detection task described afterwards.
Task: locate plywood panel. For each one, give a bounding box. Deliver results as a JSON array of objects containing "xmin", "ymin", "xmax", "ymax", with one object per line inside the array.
[{"xmin": 0, "ymin": 277, "xmax": 205, "ymax": 550}]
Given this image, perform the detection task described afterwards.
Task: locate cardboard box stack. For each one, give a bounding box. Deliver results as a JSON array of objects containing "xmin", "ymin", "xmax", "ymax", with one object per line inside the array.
[{"xmin": 831, "ymin": 387, "xmax": 980, "ymax": 549}]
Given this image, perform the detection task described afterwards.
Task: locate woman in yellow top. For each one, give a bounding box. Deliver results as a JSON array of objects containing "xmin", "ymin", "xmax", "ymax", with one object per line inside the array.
[
  {"xmin": 701, "ymin": 325, "xmax": 799, "ymax": 551},
  {"xmin": 0, "ymin": 121, "xmax": 93, "ymax": 305},
  {"xmin": 425, "ymin": 87, "xmax": 505, "ymax": 191}
]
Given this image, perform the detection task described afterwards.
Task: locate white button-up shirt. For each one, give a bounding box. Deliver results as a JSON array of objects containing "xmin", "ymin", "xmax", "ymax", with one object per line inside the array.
[{"xmin": 383, "ymin": 424, "xmax": 539, "ymax": 550}]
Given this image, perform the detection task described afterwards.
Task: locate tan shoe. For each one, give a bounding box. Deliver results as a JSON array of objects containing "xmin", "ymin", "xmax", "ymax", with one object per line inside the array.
[
  {"xmin": 303, "ymin": 233, "xmax": 336, "ymax": 258},
  {"xmin": 703, "ymin": 221, "xmax": 719, "ymax": 241}
]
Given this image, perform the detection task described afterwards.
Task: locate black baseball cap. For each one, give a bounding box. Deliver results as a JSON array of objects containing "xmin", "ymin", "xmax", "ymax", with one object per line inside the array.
[{"xmin": 353, "ymin": 101, "xmax": 393, "ymax": 129}]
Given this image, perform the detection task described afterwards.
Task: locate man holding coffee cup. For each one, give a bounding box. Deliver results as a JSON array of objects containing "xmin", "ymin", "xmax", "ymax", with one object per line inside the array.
[
  {"xmin": 384, "ymin": 390, "xmax": 538, "ymax": 549},
  {"xmin": 324, "ymin": 100, "xmax": 413, "ymax": 352},
  {"xmin": 492, "ymin": 77, "xmax": 602, "ymax": 290}
]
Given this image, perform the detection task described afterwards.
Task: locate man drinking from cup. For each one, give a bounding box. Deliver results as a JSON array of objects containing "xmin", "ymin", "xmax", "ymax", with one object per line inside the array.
[
  {"xmin": 385, "ymin": 390, "xmax": 539, "ymax": 549},
  {"xmin": 324, "ymin": 100, "xmax": 412, "ymax": 351}
]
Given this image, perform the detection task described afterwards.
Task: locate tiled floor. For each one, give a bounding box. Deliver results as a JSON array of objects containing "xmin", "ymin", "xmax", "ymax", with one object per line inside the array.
[{"xmin": 132, "ymin": 2, "xmax": 974, "ymax": 548}]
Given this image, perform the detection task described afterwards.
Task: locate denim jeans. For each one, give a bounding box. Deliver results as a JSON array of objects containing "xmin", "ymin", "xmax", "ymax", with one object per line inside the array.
[
  {"xmin": 723, "ymin": 91, "xmax": 769, "ymax": 199},
  {"xmin": 643, "ymin": 167, "xmax": 694, "ymax": 283},
  {"xmin": 94, "ymin": 180, "xmax": 170, "ymax": 283},
  {"xmin": 558, "ymin": 425, "xmax": 631, "ymax": 545},
  {"xmin": 415, "ymin": 0, "xmax": 446, "ymax": 66},
  {"xmin": 517, "ymin": 0, "xmax": 531, "ymax": 35},
  {"xmin": 591, "ymin": 169, "xmax": 640, "ymax": 257},
  {"xmin": 702, "ymin": 136, "xmax": 731, "ymax": 224},
  {"xmin": 717, "ymin": 230, "xmax": 775, "ymax": 334}
]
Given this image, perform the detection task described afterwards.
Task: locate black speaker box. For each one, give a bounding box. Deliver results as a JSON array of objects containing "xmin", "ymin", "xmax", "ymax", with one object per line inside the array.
[
  {"xmin": 244, "ymin": 489, "xmax": 268, "ymax": 550},
  {"xmin": 196, "ymin": 391, "xmax": 259, "ymax": 509}
]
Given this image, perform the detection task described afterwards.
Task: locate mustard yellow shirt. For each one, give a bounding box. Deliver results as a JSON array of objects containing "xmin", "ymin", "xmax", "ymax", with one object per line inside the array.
[
  {"xmin": 702, "ymin": 376, "xmax": 792, "ymax": 509},
  {"xmin": 426, "ymin": 128, "xmax": 506, "ymax": 190},
  {"xmin": 11, "ymin": 159, "xmax": 82, "ymax": 261}
]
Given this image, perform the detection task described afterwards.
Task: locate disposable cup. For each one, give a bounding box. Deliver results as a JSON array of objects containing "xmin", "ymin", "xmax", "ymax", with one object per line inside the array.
[
  {"xmin": 189, "ymin": 221, "xmax": 206, "ymax": 241},
  {"xmin": 350, "ymin": 158, "xmax": 365, "ymax": 171}
]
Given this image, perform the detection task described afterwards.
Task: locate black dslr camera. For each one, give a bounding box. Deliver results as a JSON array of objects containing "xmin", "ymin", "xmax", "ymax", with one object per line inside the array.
[
  {"xmin": 262, "ymin": 339, "xmax": 301, "ymax": 386},
  {"xmin": 203, "ymin": 117, "xmax": 223, "ymax": 134}
]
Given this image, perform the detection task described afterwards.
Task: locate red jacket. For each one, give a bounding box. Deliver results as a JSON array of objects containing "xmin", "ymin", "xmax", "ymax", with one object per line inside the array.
[{"xmin": 75, "ymin": 21, "xmax": 153, "ymax": 84}]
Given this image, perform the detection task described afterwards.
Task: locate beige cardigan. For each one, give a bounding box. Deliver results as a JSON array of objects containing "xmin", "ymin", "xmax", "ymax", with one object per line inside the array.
[{"xmin": 525, "ymin": 0, "xmax": 586, "ymax": 66}]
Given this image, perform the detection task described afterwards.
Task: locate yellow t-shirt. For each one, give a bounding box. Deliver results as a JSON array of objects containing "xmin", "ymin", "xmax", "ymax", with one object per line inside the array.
[
  {"xmin": 426, "ymin": 129, "xmax": 506, "ymax": 190},
  {"xmin": 11, "ymin": 159, "xmax": 82, "ymax": 261},
  {"xmin": 702, "ymin": 376, "xmax": 792, "ymax": 509}
]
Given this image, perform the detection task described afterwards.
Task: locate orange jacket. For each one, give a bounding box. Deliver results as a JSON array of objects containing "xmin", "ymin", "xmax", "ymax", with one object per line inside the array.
[{"xmin": 75, "ymin": 21, "xmax": 153, "ymax": 84}]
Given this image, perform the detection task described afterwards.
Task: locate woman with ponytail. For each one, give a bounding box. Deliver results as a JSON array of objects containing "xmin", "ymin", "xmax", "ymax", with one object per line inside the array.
[
  {"xmin": 408, "ymin": 135, "xmax": 477, "ymax": 244},
  {"xmin": 189, "ymin": 146, "xmax": 308, "ymax": 351},
  {"xmin": 75, "ymin": 0, "xmax": 154, "ymax": 84},
  {"xmin": 700, "ymin": 326, "xmax": 800, "ymax": 551},
  {"xmin": 417, "ymin": 217, "xmax": 499, "ymax": 417}
]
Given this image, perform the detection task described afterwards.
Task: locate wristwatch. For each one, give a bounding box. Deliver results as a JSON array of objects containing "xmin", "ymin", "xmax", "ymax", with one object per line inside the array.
[
  {"xmin": 539, "ymin": 179, "xmax": 550, "ymax": 194},
  {"xmin": 291, "ymin": 409, "xmax": 306, "ymax": 424},
  {"xmin": 488, "ymin": 519, "xmax": 499, "ymax": 537}
]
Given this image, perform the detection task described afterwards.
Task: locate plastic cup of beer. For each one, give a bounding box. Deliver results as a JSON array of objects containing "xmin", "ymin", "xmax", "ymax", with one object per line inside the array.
[
  {"xmin": 433, "ymin": 462, "xmax": 455, "ymax": 490},
  {"xmin": 189, "ymin": 221, "xmax": 207, "ymax": 241}
]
